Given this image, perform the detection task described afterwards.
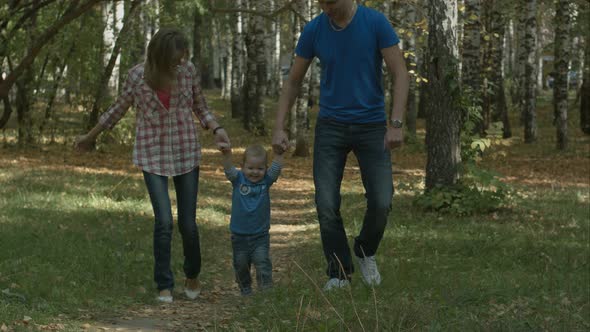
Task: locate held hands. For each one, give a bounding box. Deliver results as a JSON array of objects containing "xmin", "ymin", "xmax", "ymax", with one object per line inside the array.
[
  {"xmin": 213, "ymin": 127, "xmax": 231, "ymax": 152},
  {"xmin": 217, "ymin": 142, "xmax": 231, "ymax": 154},
  {"xmin": 272, "ymin": 129, "xmax": 289, "ymax": 154},
  {"xmin": 384, "ymin": 127, "xmax": 403, "ymax": 150}
]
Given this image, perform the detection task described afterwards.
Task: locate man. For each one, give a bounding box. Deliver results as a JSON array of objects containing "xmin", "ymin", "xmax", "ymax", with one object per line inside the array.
[{"xmin": 272, "ymin": 0, "xmax": 409, "ymax": 290}]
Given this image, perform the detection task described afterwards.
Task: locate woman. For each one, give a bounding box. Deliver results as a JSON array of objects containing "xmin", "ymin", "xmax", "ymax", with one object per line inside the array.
[{"xmin": 75, "ymin": 27, "xmax": 230, "ymax": 303}]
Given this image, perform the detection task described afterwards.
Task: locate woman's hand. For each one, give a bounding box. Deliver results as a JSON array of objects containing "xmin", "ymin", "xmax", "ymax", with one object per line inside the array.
[{"xmin": 213, "ymin": 127, "xmax": 231, "ymax": 152}]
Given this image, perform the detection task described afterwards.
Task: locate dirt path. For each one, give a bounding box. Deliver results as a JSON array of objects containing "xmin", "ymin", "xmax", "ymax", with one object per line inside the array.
[
  {"xmin": 84, "ymin": 224, "xmax": 314, "ymax": 332},
  {"xmin": 84, "ymin": 160, "xmax": 319, "ymax": 332}
]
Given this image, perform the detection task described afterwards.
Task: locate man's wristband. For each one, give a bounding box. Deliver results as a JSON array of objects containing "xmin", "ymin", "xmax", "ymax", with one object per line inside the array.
[{"xmin": 212, "ymin": 126, "xmax": 224, "ymax": 135}]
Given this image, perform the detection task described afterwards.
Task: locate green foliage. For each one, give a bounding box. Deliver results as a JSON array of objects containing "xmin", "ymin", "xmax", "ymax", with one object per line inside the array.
[
  {"xmin": 416, "ymin": 88, "xmax": 515, "ymax": 215},
  {"xmin": 415, "ymin": 167, "xmax": 514, "ymax": 215}
]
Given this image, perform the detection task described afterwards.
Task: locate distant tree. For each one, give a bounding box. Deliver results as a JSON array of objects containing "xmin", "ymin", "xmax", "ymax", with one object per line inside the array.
[
  {"xmin": 553, "ymin": 0, "xmax": 571, "ymax": 149},
  {"xmin": 581, "ymin": 17, "xmax": 590, "ymax": 135},
  {"xmin": 523, "ymin": 0, "xmax": 537, "ymax": 143},
  {"xmin": 242, "ymin": 0, "xmax": 267, "ymax": 134},
  {"xmin": 462, "ymin": 0, "xmax": 482, "ymax": 133},
  {"xmin": 292, "ymin": 0, "xmax": 311, "ymax": 157}
]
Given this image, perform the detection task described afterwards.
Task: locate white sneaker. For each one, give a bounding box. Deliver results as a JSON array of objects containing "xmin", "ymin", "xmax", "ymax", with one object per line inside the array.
[
  {"xmin": 323, "ymin": 278, "xmax": 350, "ymax": 291},
  {"xmin": 157, "ymin": 289, "xmax": 173, "ymax": 303},
  {"xmin": 184, "ymin": 279, "xmax": 201, "ymax": 300},
  {"xmin": 356, "ymin": 255, "xmax": 381, "ymax": 286}
]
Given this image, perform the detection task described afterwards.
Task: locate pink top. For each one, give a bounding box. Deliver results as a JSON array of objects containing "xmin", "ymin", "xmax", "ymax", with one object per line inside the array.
[
  {"xmin": 98, "ymin": 61, "xmax": 216, "ymax": 176},
  {"xmin": 156, "ymin": 89, "xmax": 171, "ymax": 109}
]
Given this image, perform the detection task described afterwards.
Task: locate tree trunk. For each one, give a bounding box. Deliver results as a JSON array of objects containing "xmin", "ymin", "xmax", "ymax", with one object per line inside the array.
[
  {"xmin": 242, "ymin": 0, "xmax": 266, "ymax": 135},
  {"xmin": 553, "ymin": 0, "xmax": 571, "ymax": 150},
  {"xmin": 222, "ymin": 24, "xmax": 232, "ymax": 101},
  {"xmin": 489, "ymin": 0, "xmax": 511, "ymax": 138},
  {"xmin": 581, "ymin": 23, "xmax": 590, "ymax": 135},
  {"xmin": 523, "ymin": 0, "xmax": 537, "ymax": 143},
  {"xmin": 119, "ymin": 2, "xmax": 145, "ymax": 93},
  {"xmin": 480, "ymin": 1, "xmax": 493, "ymax": 133},
  {"xmin": 88, "ymin": 0, "xmax": 140, "ymax": 130},
  {"xmin": 230, "ymin": 0, "xmax": 245, "ymax": 119},
  {"xmin": 400, "ymin": 2, "xmax": 417, "ymax": 142},
  {"xmin": 16, "ymin": 9, "xmax": 37, "ymax": 145},
  {"xmin": 293, "ymin": 0, "xmax": 311, "ymax": 157},
  {"xmin": 513, "ymin": 1, "xmax": 527, "ymax": 124},
  {"xmin": 462, "ymin": 0, "xmax": 482, "ymax": 132},
  {"xmin": 267, "ymin": 0, "xmax": 282, "ymax": 97},
  {"xmin": 0, "ymin": 96, "xmax": 12, "ymax": 130},
  {"xmin": 39, "ymin": 41, "xmax": 76, "ymax": 140},
  {"xmin": 425, "ymin": 0, "xmax": 462, "ymax": 190}
]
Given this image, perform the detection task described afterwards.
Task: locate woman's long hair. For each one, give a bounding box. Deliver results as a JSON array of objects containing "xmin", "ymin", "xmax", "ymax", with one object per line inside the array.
[{"xmin": 144, "ymin": 27, "xmax": 189, "ymax": 91}]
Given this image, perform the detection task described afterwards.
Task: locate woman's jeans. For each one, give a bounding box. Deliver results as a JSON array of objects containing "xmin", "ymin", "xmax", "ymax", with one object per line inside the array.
[
  {"xmin": 313, "ymin": 118, "xmax": 393, "ymax": 279},
  {"xmin": 231, "ymin": 232, "xmax": 272, "ymax": 295},
  {"xmin": 143, "ymin": 168, "xmax": 201, "ymax": 291}
]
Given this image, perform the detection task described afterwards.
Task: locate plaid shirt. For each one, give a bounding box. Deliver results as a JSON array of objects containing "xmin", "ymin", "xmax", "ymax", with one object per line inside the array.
[{"xmin": 99, "ymin": 61, "xmax": 216, "ymax": 176}]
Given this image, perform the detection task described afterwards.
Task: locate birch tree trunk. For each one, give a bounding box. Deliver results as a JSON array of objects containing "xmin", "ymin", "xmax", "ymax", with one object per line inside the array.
[
  {"xmin": 222, "ymin": 23, "xmax": 232, "ymax": 101},
  {"xmin": 243, "ymin": 1, "xmax": 267, "ymax": 134},
  {"xmin": 523, "ymin": 0, "xmax": 538, "ymax": 143},
  {"xmin": 514, "ymin": 1, "xmax": 527, "ymax": 124},
  {"xmin": 268, "ymin": 0, "xmax": 282, "ymax": 97},
  {"xmin": 425, "ymin": 0, "xmax": 462, "ymax": 189},
  {"xmin": 292, "ymin": 0, "xmax": 311, "ymax": 157},
  {"xmin": 402, "ymin": 2, "xmax": 418, "ymax": 142},
  {"xmin": 231, "ymin": 0, "xmax": 245, "ymax": 119},
  {"xmin": 553, "ymin": 0, "xmax": 571, "ymax": 150}
]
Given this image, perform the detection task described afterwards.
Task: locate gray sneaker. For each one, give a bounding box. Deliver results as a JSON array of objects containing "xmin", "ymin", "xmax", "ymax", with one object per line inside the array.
[
  {"xmin": 356, "ymin": 255, "xmax": 381, "ymax": 286},
  {"xmin": 323, "ymin": 278, "xmax": 350, "ymax": 291}
]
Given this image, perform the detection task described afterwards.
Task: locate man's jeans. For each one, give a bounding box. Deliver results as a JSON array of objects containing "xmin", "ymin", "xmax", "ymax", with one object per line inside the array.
[
  {"xmin": 231, "ymin": 232, "xmax": 272, "ymax": 295},
  {"xmin": 313, "ymin": 118, "xmax": 393, "ymax": 279},
  {"xmin": 143, "ymin": 168, "xmax": 201, "ymax": 291}
]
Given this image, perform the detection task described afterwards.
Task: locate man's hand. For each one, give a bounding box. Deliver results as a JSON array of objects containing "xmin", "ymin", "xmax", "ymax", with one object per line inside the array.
[
  {"xmin": 272, "ymin": 128, "xmax": 289, "ymax": 154},
  {"xmin": 384, "ymin": 127, "xmax": 403, "ymax": 150}
]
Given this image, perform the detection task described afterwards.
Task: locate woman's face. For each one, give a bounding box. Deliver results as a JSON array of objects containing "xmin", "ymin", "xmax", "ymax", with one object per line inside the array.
[{"xmin": 171, "ymin": 49, "xmax": 188, "ymax": 69}]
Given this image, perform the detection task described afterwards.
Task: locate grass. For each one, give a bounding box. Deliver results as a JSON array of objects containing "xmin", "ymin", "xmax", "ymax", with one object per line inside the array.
[{"xmin": 0, "ymin": 89, "xmax": 589, "ymax": 331}]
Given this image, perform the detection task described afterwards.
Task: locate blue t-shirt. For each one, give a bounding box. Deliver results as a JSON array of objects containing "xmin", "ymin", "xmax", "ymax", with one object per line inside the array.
[
  {"xmin": 295, "ymin": 5, "xmax": 400, "ymax": 123},
  {"xmin": 225, "ymin": 161, "xmax": 282, "ymax": 235}
]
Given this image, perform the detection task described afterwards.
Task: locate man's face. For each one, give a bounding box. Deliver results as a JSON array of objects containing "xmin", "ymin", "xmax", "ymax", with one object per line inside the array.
[{"xmin": 318, "ymin": 0, "xmax": 350, "ymax": 21}]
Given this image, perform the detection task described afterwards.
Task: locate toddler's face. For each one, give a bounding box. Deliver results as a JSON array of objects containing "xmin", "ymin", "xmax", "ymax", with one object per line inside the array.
[{"xmin": 242, "ymin": 155, "xmax": 266, "ymax": 183}]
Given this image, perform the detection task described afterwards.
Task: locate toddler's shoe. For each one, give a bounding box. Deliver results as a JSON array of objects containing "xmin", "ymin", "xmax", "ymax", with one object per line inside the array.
[{"xmin": 240, "ymin": 286, "xmax": 253, "ymax": 296}]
